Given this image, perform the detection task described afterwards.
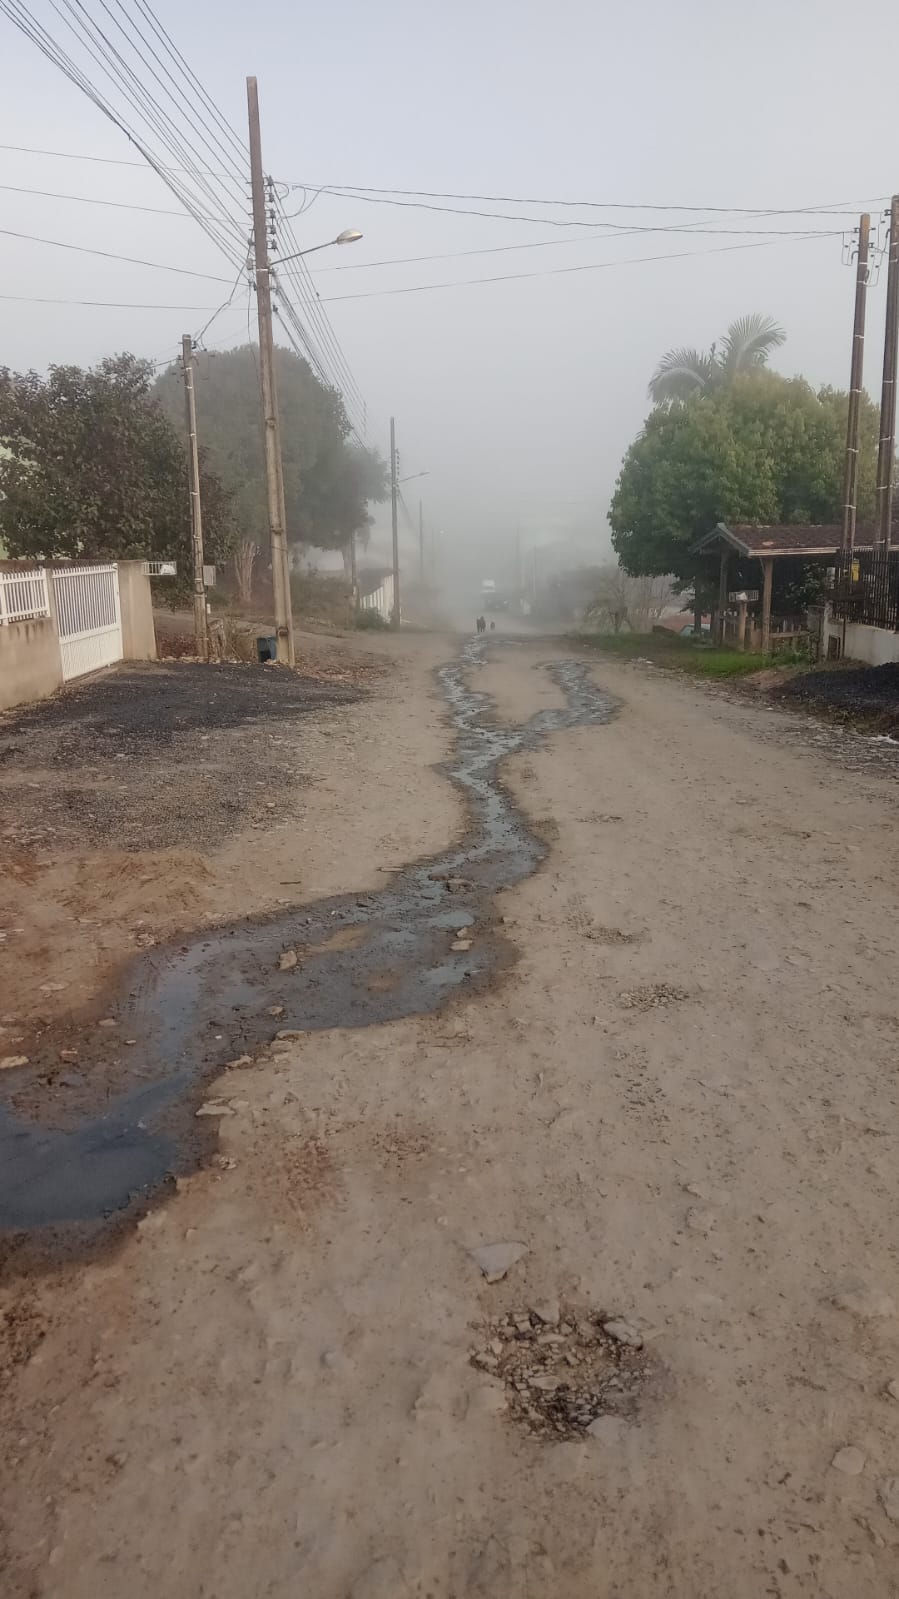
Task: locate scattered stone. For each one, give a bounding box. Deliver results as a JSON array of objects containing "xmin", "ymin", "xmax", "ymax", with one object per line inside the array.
[
  {"xmin": 832, "ymin": 1283, "xmax": 896, "ymax": 1321},
  {"xmin": 58, "ymin": 1049, "xmax": 79, "ymax": 1063},
  {"xmin": 832, "ymin": 1446, "xmax": 866, "ymax": 1476},
  {"xmin": 278, "ymin": 949, "xmax": 298, "ymax": 971},
  {"xmin": 531, "ymin": 1298, "xmax": 561, "ymax": 1327},
  {"xmin": 877, "ymin": 1478, "xmax": 899, "ymax": 1524},
  {"xmin": 602, "ymin": 1318, "xmax": 644, "ymax": 1350},
  {"xmin": 451, "ymin": 939, "xmax": 473, "ymax": 952},
  {"xmin": 468, "ymin": 1240, "xmax": 528, "ymax": 1283},
  {"xmin": 587, "ymin": 1414, "xmax": 628, "ymax": 1445},
  {"xmin": 472, "ymin": 1302, "xmax": 653, "ymax": 1440},
  {"xmin": 195, "ymin": 1100, "xmax": 234, "ymax": 1117},
  {"xmin": 275, "ymin": 1029, "xmax": 305, "ymax": 1041},
  {"xmin": 685, "ymin": 1207, "xmax": 716, "ymax": 1236},
  {"xmin": 0, "ymin": 1055, "xmax": 29, "ymax": 1071},
  {"xmin": 268, "ymin": 1005, "xmax": 285, "ymax": 1018},
  {"xmin": 39, "ymin": 981, "xmax": 68, "ymax": 994},
  {"xmin": 97, "ymin": 1017, "xmax": 117, "ymax": 1029},
  {"xmin": 58, "ymin": 1073, "xmax": 84, "ymax": 1089},
  {"xmin": 446, "ymin": 877, "xmax": 471, "ymax": 894},
  {"xmin": 886, "ymin": 1379, "xmax": 899, "ymax": 1403}
]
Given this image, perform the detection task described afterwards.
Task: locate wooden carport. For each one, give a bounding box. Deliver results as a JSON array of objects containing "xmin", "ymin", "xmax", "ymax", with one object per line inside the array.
[{"xmin": 691, "ymin": 523, "xmax": 857, "ymax": 652}]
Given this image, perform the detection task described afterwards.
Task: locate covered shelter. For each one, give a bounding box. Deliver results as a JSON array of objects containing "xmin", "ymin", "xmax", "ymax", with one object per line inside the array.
[{"xmin": 690, "ymin": 523, "xmax": 868, "ymax": 652}]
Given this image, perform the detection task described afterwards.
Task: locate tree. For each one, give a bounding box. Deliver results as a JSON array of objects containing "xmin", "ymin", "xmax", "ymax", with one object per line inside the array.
[
  {"xmin": 0, "ymin": 354, "xmax": 235, "ymax": 573},
  {"xmin": 585, "ymin": 565, "xmax": 673, "ymax": 632},
  {"xmin": 609, "ymin": 371, "xmax": 878, "ymax": 610},
  {"xmin": 153, "ymin": 346, "xmax": 387, "ymax": 601},
  {"xmin": 649, "ymin": 313, "xmax": 786, "ymax": 405}
]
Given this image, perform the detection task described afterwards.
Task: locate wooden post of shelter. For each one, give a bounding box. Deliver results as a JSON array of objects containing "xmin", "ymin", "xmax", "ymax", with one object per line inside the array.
[
  {"xmin": 716, "ymin": 549, "xmax": 729, "ymax": 646},
  {"xmin": 760, "ymin": 557, "xmax": 774, "ymax": 654}
]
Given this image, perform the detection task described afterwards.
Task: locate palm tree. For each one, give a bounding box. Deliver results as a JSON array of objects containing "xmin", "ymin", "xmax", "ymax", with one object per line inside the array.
[{"xmin": 648, "ymin": 314, "xmax": 786, "ymax": 405}]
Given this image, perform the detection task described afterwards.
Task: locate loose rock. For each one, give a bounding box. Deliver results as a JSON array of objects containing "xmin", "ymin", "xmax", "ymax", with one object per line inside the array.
[
  {"xmin": 195, "ymin": 1100, "xmax": 234, "ymax": 1117},
  {"xmin": 831, "ymin": 1446, "xmax": 866, "ymax": 1476},
  {"xmin": 468, "ymin": 1240, "xmax": 529, "ymax": 1283},
  {"xmin": 587, "ymin": 1414, "xmax": 628, "ymax": 1445},
  {"xmin": 886, "ymin": 1379, "xmax": 899, "ymax": 1403},
  {"xmin": 0, "ymin": 1055, "xmax": 29, "ymax": 1071},
  {"xmin": 531, "ymin": 1298, "xmax": 561, "ymax": 1326},
  {"xmin": 602, "ymin": 1318, "xmax": 644, "ymax": 1350},
  {"xmin": 278, "ymin": 949, "xmax": 298, "ymax": 971},
  {"xmin": 451, "ymin": 939, "xmax": 472, "ymax": 952}
]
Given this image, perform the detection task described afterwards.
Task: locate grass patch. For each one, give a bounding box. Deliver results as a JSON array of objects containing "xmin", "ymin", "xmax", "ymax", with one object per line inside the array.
[{"xmin": 572, "ymin": 630, "xmax": 773, "ymax": 678}]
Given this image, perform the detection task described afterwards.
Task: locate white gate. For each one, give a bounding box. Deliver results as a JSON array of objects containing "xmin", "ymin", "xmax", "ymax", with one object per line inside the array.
[{"xmin": 54, "ymin": 564, "xmax": 123, "ymax": 682}]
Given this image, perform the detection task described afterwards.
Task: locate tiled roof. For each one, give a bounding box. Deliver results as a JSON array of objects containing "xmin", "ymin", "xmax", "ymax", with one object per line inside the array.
[{"xmin": 692, "ymin": 522, "xmax": 876, "ymax": 557}]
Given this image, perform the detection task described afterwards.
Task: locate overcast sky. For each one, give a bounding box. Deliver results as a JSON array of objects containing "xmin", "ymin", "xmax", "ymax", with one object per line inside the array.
[{"xmin": 2, "ymin": 0, "xmax": 898, "ymax": 575}]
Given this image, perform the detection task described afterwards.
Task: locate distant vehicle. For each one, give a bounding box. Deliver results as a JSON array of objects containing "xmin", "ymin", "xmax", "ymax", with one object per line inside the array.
[{"xmin": 480, "ymin": 578, "xmax": 507, "ymax": 613}]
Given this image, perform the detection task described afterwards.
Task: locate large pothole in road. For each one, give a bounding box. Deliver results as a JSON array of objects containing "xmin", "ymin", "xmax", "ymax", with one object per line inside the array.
[{"xmin": 470, "ymin": 1304, "xmax": 655, "ymax": 1440}]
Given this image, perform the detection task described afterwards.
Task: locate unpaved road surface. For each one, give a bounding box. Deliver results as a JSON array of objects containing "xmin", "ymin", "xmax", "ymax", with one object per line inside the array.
[{"xmin": 3, "ymin": 634, "xmax": 899, "ymax": 1597}]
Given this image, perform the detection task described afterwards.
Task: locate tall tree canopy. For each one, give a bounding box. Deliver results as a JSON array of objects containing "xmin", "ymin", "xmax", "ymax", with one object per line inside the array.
[
  {"xmin": 0, "ymin": 353, "xmax": 235, "ymax": 569},
  {"xmin": 610, "ymin": 372, "xmax": 877, "ymax": 588},
  {"xmin": 153, "ymin": 345, "xmax": 388, "ymax": 593},
  {"xmin": 649, "ymin": 313, "xmax": 786, "ymax": 405}
]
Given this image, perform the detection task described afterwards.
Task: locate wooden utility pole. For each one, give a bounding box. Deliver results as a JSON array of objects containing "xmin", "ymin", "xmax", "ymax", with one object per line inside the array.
[
  {"xmin": 876, "ymin": 195, "xmax": 899, "ymax": 551},
  {"xmin": 390, "ymin": 416, "xmax": 400, "ymax": 627},
  {"xmin": 181, "ymin": 334, "xmax": 207, "ymax": 661},
  {"xmin": 841, "ymin": 214, "xmax": 871, "ymax": 555},
  {"xmin": 418, "ymin": 498, "xmax": 425, "ymax": 584},
  {"xmin": 247, "ymin": 75, "xmax": 294, "ymax": 664}
]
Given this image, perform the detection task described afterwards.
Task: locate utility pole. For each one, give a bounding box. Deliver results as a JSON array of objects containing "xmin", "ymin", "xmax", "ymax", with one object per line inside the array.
[
  {"xmin": 247, "ymin": 75, "xmax": 294, "ymax": 664},
  {"xmin": 841, "ymin": 214, "xmax": 871, "ymax": 556},
  {"xmin": 876, "ymin": 195, "xmax": 899, "ymax": 551},
  {"xmin": 390, "ymin": 416, "xmax": 400, "ymax": 627},
  {"xmin": 418, "ymin": 498, "xmax": 425, "ymax": 584},
  {"xmin": 181, "ymin": 334, "xmax": 208, "ymax": 660}
]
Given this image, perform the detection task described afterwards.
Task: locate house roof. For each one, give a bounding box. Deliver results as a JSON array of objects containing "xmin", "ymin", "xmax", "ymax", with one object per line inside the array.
[{"xmin": 691, "ymin": 522, "xmax": 875, "ymax": 558}]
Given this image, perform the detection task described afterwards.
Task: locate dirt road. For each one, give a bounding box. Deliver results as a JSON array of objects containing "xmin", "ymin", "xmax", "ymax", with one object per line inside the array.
[{"xmin": 3, "ymin": 633, "xmax": 899, "ymax": 1597}]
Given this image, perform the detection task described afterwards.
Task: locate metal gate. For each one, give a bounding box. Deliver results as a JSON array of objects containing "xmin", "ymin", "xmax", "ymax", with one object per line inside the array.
[{"xmin": 54, "ymin": 563, "xmax": 123, "ymax": 681}]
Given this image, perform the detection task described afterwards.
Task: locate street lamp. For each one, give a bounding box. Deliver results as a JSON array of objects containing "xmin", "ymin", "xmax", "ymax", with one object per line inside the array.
[{"xmin": 276, "ymin": 229, "xmax": 363, "ymax": 266}]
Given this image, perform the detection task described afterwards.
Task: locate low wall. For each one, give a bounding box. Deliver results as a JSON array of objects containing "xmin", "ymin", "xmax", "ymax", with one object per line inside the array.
[
  {"xmin": 117, "ymin": 561, "xmax": 157, "ymax": 660},
  {"xmin": 823, "ymin": 616, "xmax": 899, "ymax": 666},
  {"xmin": 0, "ymin": 616, "xmax": 63, "ymax": 712}
]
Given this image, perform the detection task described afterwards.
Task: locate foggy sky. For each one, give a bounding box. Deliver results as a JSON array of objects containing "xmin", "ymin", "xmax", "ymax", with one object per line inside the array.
[{"xmin": 2, "ymin": 0, "xmax": 897, "ymax": 577}]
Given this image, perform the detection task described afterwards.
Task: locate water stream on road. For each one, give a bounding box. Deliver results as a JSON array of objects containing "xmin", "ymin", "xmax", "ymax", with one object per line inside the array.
[{"xmin": 0, "ymin": 639, "xmax": 616, "ymax": 1237}]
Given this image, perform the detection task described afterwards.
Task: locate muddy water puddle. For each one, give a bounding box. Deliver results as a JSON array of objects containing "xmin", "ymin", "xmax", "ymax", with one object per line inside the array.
[{"xmin": 0, "ymin": 640, "xmax": 615, "ymax": 1242}]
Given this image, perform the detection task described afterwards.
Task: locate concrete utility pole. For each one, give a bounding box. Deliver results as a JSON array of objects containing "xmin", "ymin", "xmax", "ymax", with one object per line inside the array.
[
  {"xmin": 418, "ymin": 498, "xmax": 425, "ymax": 584},
  {"xmin": 875, "ymin": 195, "xmax": 899, "ymax": 551},
  {"xmin": 181, "ymin": 334, "xmax": 207, "ymax": 661},
  {"xmin": 390, "ymin": 416, "xmax": 400, "ymax": 627},
  {"xmin": 247, "ymin": 75, "xmax": 294, "ymax": 664},
  {"xmin": 841, "ymin": 213, "xmax": 871, "ymax": 555}
]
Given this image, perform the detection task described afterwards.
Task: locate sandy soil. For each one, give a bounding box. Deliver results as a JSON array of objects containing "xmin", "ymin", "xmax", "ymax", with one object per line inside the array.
[{"xmin": 3, "ymin": 635, "xmax": 899, "ymax": 1597}]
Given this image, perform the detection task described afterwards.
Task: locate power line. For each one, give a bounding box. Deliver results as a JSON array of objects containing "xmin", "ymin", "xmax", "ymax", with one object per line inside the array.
[
  {"xmin": 314, "ymin": 223, "xmax": 844, "ymax": 277},
  {"xmin": 320, "ymin": 231, "xmax": 838, "ymax": 304},
  {"xmin": 0, "ymin": 180, "xmax": 192, "ymax": 214},
  {"xmin": 0, "ymin": 223, "xmax": 234, "ymax": 280},
  {"xmin": 290, "ymin": 183, "xmax": 885, "ymax": 231},
  {"xmin": 0, "ymin": 0, "xmax": 249, "ymax": 265},
  {"xmin": 0, "ymin": 291, "xmax": 218, "ymax": 307},
  {"xmin": 293, "ymin": 179, "xmax": 889, "ymax": 220}
]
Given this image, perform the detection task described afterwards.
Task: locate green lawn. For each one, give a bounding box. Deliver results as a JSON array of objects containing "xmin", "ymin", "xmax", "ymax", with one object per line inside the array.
[{"xmin": 572, "ymin": 630, "xmax": 774, "ymax": 678}]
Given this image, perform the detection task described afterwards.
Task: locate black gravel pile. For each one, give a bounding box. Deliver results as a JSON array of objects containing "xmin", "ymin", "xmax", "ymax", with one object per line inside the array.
[
  {"xmin": 773, "ymin": 662, "xmax": 899, "ymax": 731},
  {"xmin": 0, "ymin": 661, "xmax": 364, "ymax": 852}
]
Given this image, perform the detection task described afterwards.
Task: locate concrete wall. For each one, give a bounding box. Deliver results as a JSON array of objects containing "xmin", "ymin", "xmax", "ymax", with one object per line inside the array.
[
  {"xmin": 822, "ymin": 615, "xmax": 899, "ymax": 666},
  {"xmin": 117, "ymin": 560, "xmax": 157, "ymax": 660},
  {"xmin": 0, "ymin": 616, "xmax": 63, "ymax": 712}
]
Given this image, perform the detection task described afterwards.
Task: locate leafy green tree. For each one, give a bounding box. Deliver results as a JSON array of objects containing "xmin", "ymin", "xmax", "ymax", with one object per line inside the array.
[
  {"xmin": 610, "ymin": 371, "xmax": 877, "ymax": 608},
  {"xmin": 649, "ymin": 313, "xmax": 786, "ymax": 405},
  {"xmin": 153, "ymin": 345, "xmax": 387, "ymax": 600},
  {"xmin": 0, "ymin": 354, "xmax": 235, "ymax": 570}
]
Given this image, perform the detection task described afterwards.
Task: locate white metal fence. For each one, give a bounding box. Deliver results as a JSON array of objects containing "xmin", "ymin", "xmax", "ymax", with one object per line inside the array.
[
  {"xmin": 0, "ymin": 567, "xmax": 50, "ymax": 625},
  {"xmin": 54, "ymin": 563, "xmax": 123, "ymax": 682}
]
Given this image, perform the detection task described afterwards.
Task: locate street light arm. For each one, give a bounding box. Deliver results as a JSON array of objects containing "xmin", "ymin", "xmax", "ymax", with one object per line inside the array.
[{"xmin": 276, "ymin": 229, "xmax": 363, "ymax": 267}]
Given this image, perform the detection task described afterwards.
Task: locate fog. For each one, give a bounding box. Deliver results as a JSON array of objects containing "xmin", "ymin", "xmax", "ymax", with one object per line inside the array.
[{"xmin": 2, "ymin": 0, "xmax": 897, "ymax": 597}]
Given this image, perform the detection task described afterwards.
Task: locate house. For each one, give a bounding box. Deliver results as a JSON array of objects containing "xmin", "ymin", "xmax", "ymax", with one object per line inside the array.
[{"xmin": 358, "ymin": 568, "xmax": 396, "ymax": 625}]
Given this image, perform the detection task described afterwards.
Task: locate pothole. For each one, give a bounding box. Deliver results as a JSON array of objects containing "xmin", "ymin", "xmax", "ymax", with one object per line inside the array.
[{"xmin": 470, "ymin": 1304, "xmax": 655, "ymax": 1439}]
